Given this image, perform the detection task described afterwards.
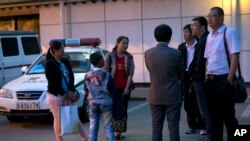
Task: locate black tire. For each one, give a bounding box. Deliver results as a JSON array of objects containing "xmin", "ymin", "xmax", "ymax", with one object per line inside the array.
[
  {"xmin": 6, "ymin": 116, "xmax": 24, "ymax": 122},
  {"xmin": 78, "ymin": 96, "xmax": 89, "ymax": 122}
]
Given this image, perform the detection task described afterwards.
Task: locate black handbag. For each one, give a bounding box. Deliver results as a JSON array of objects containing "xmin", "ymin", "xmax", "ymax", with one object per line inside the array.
[{"xmin": 224, "ymin": 28, "xmax": 248, "ymax": 103}]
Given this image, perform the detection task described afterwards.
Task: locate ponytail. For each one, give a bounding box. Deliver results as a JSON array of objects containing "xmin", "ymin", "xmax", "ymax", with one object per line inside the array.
[
  {"xmin": 46, "ymin": 48, "xmax": 53, "ymax": 61},
  {"xmin": 112, "ymin": 45, "xmax": 118, "ymax": 52}
]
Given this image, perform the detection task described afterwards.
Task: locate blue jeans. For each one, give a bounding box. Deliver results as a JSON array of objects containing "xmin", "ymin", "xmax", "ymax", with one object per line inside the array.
[{"xmin": 89, "ymin": 104, "xmax": 115, "ymax": 141}]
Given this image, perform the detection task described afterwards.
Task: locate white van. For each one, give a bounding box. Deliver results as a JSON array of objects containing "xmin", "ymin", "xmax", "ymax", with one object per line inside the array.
[
  {"xmin": 0, "ymin": 38, "xmax": 108, "ymax": 122},
  {"xmin": 0, "ymin": 31, "xmax": 41, "ymax": 87}
]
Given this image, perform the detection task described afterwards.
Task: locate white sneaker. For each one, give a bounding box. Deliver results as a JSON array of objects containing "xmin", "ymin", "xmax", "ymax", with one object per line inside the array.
[{"xmin": 200, "ymin": 129, "xmax": 207, "ymax": 135}]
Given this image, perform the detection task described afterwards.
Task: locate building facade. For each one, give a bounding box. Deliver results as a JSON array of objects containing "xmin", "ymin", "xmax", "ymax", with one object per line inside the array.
[{"xmin": 0, "ymin": 0, "xmax": 249, "ymax": 83}]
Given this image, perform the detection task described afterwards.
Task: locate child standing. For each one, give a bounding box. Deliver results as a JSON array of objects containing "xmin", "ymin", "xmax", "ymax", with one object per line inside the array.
[{"xmin": 84, "ymin": 51, "xmax": 116, "ymax": 141}]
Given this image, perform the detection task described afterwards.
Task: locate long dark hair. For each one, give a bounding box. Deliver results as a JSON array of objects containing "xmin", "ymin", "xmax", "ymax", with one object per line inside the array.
[
  {"xmin": 46, "ymin": 40, "xmax": 63, "ymax": 61},
  {"xmin": 112, "ymin": 36, "xmax": 129, "ymax": 52}
]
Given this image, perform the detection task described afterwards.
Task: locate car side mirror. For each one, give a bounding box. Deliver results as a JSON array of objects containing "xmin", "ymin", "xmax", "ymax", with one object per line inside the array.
[{"xmin": 21, "ymin": 66, "xmax": 28, "ymax": 73}]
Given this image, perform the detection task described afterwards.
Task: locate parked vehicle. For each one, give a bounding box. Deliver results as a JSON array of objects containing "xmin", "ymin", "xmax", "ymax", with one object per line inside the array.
[
  {"xmin": 0, "ymin": 31, "xmax": 41, "ymax": 87},
  {"xmin": 0, "ymin": 38, "xmax": 108, "ymax": 122}
]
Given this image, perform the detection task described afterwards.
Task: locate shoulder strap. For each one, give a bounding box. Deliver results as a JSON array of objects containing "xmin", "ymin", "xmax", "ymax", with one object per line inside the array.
[
  {"xmin": 223, "ymin": 28, "xmax": 242, "ymax": 76},
  {"xmin": 224, "ymin": 28, "xmax": 231, "ymax": 67}
]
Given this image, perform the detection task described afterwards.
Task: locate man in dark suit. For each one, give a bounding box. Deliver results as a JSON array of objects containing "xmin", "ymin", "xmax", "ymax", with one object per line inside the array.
[
  {"xmin": 190, "ymin": 16, "xmax": 212, "ymax": 141},
  {"xmin": 145, "ymin": 24, "xmax": 183, "ymax": 141},
  {"xmin": 178, "ymin": 24, "xmax": 203, "ymax": 135}
]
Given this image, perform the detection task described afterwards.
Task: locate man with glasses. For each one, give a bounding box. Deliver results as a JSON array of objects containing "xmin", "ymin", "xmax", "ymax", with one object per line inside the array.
[{"xmin": 204, "ymin": 7, "xmax": 240, "ymax": 141}]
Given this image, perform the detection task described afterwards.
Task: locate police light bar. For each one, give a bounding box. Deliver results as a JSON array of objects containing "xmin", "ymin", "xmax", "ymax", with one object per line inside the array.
[{"xmin": 50, "ymin": 38, "xmax": 101, "ymax": 47}]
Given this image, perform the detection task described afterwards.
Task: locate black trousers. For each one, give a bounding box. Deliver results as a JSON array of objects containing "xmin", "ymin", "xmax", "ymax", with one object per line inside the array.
[
  {"xmin": 150, "ymin": 102, "xmax": 182, "ymax": 141},
  {"xmin": 184, "ymin": 89, "xmax": 204, "ymax": 130},
  {"xmin": 182, "ymin": 71, "xmax": 204, "ymax": 130},
  {"xmin": 205, "ymin": 78, "xmax": 238, "ymax": 141}
]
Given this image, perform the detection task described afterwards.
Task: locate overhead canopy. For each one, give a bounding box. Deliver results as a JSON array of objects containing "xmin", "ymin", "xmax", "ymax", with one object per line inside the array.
[{"xmin": 0, "ymin": 0, "xmax": 128, "ymax": 9}]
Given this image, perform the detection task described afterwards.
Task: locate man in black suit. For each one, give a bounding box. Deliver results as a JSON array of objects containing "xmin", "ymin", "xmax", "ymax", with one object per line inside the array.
[
  {"xmin": 190, "ymin": 16, "xmax": 212, "ymax": 141},
  {"xmin": 178, "ymin": 24, "xmax": 203, "ymax": 135}
]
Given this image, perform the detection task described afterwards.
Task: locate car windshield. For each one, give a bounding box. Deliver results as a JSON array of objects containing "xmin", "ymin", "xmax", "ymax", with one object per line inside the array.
[{"xmin": 27, "ymin": 52, "xmax": 91, "ymax": 74}]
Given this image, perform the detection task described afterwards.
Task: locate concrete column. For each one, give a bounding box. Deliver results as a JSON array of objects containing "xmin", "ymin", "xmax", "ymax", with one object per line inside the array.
[
  {"xmin": 231, "ymin": 0, "xmax": 237, "ymax": 29},
  {"xmin": 60, "ymin": 0, "xmax": 65, "ymax": 38}
]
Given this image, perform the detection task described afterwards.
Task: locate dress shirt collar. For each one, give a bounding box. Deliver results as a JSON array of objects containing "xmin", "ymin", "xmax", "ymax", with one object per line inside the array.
[
  {"xmin": 157, "ymin": 42, "xmax": 169, "ymax": 47},
  {"xmin": 185, "ymin": 39, "xmax": 197, "ymax": 48},
  {"xmin": 212, "ymin": 24, "xmax": 227, "ymax": 35}
]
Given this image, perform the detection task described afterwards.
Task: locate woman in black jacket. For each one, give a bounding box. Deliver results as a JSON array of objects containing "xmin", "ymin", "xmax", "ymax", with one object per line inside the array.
[{"xmin": 45, "ymin": 41, "xmax": 87, "ymax": 141}]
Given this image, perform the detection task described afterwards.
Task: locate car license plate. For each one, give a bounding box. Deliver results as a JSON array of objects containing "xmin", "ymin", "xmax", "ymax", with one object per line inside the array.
[{"xmin": 16, "ymin": 102, "xmax": 40, "ymax": 110}]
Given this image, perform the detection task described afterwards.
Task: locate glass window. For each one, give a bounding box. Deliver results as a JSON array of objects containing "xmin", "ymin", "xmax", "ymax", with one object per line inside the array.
[
  {"xmin": 1, "ymin": 37, "xmax": 19, "ymax": 57},
  {"xmin": 102, "ymin": 50, "xmax": 109, "ymax": 56},
  {"xmin": 66, "ymin": 52, "xmax": 91, "ymax": 73},
  {"xmin": 27, "ymin": 55, "xmax": 46, "ymax": 74},
  {"xmin": 0, "ymin": 18, "xmax": 14, "ymax": 30},
  {"xmin": 21, "ymin": 37, "xmax": 41, "ymax": 55},
  {"xmin": 18, "ymin": 18, "xmax": 39, "ymax": 33},
  {"xmin": 27, "ymin": 52, "xmax": 90, "ymax": 75},
  {"xmin": 0, "ymin": 15, "xmax": 39, "ymax": 32}
]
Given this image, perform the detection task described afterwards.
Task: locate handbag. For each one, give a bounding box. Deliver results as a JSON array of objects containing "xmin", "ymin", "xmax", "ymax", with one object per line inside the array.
[
  {"xmin": 63, "ymin": 91, "xmax": 80, "ymax": 104},
  {"xmin": 59, "ymin": 105, "xmax": 79, "ymax": 135},
  {"xmin": 223, "ymin": 28, "xmax": 248, "ymax": 103},
  {"xmin": 61, "ymin": 70, "xmax": 80, "ymax": 103}
]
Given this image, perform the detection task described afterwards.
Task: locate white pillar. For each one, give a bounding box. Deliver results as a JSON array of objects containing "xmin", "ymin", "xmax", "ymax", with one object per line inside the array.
[
  {"xmin": 60, "ymin": 0, "xmax": 65, "ymax": 38},
  {"xmin": 231, "ymin": 0, "xmax": 237, "ymax": 29},
  {"xmin": 66, "ymin": 2, "xmax": 71, "ymax": 38}
]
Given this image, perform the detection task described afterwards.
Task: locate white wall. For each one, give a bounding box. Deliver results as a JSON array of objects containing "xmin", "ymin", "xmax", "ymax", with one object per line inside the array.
[
  {"xmin": 237, "ymin": 0, "xmax": 250, "ymax": 82},
  {"xmin": 39, "ymin": 0, "xmax": 250, "ymax": 83}
]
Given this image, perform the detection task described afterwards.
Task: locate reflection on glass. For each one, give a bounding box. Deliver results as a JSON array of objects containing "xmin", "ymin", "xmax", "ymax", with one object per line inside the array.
[
  {"xmin": 28, "ymin": 56, "xmax": 46, "ymax": 74},
  {"xmin": 0, "ymin": 19, "xmax": 14, "ymax": 30},
  {"xmin": 65, "ymin": 52, "xmax": 91, "ymax": 73},
  {"xmin": 18, "ymin": 18, "xmax": 39, "ymax": 32},
  {"xmin": 27, "ymin": 53, "xmax": 90, "ymax": 75}
]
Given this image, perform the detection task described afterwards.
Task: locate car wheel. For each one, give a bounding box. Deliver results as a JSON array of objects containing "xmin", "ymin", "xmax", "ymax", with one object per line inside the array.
[
  {"xmin": 6, "ymin": 116, "xmax": 24, "ymax": 122},
  {"xmin": 78, "ymin": 96, "xmax": 89, "ymax": 122}
]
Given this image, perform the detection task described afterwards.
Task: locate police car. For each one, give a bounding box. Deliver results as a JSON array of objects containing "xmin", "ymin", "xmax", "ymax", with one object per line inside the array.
[{"xmin": 0, "ymin": 38, "xmax": 108, "ymax": 122}]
